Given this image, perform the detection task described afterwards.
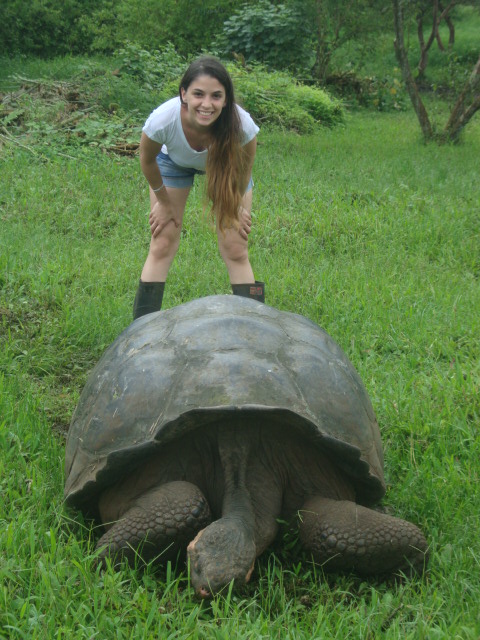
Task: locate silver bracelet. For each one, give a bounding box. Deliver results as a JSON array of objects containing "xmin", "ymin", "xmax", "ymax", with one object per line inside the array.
[{"xmin": 152, "ymin": 184, "xmax": 165, "ymax": 192}]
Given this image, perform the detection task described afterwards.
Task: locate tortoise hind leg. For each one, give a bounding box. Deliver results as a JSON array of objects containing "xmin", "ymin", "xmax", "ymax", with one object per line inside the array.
[
  {"xmin": 298, "ymin": 497, "xmax": 428, "ymax": 575},
  {"xmin": 96, "ymin": 481, "xmax": 211, "ymax": 567}
]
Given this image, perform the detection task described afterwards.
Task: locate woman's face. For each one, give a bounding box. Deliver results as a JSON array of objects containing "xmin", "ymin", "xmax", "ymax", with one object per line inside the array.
[{"xmin": 181, "ymin": 74, "xmax": 227, "ymax": 130}]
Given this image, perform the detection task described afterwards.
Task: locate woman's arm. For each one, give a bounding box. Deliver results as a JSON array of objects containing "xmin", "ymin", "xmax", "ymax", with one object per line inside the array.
[
  {"xmin": 139, "ymin": 132, "xmax": 181, "ymax": 238},
  {"xmin": 236, "ymin": 137, "xmax": 257, "ymax": 241},
  {"xmin": 240, "ymin": 137, "xmax": 257, "ymax": 194},
  {"xmin": 139, "ymin": 133, "xmax": 166, "ymax": 196}
]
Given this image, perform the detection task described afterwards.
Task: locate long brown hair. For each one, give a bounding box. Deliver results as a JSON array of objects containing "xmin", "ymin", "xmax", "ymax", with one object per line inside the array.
[{"xmin": 179, "ymin": 57, "xmax": 248, "ymax": 231}]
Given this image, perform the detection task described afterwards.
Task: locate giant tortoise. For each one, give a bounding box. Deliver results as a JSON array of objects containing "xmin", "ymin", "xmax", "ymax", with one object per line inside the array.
[{"xmin": 64, "ymin": 295, "xmax": 428, "ymax": 597}]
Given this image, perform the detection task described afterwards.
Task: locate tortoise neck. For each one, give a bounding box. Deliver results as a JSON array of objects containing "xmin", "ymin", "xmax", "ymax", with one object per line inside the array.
[{"xmin": 218, "ymin": 425, "xmax": 255, "ymax": 530}]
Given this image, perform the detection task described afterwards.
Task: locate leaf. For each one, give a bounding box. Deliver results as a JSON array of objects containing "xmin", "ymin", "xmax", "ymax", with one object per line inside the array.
[{"xmin": 1, "ymin": 109, "xmax": 25, "ymax": 125}]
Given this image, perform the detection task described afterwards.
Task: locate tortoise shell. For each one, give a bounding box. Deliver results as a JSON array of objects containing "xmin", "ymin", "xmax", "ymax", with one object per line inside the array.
[{"xmin": 65, "ymin": 295, "xmax": 385, "ymax": 511}]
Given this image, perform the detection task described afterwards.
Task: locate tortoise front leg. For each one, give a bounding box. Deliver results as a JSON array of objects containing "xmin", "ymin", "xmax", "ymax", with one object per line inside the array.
[
  {"xmin": 96, "ymin": 481, "xmax": 211, "ymax": 567},
  {"xmin": 298, "ymin": 497, "xmax": 429, "ymax": 575}
]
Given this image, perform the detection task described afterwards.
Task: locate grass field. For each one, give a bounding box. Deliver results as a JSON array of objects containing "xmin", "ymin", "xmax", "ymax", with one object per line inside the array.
[{"xmin": 1, "ymin": 95, "xmax": 479, "ymax": 637}]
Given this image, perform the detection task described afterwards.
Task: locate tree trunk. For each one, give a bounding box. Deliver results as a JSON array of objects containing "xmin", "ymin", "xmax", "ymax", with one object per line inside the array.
[
  {"xmin": 393, "ymin": 0, "xmax": 433, "ymax": 140},
  {"xmin": 312, "ymin": 0, "xmax": 341, "ymax": 82},
  {"xmin": 434, "ymin": 0, "xmax": 445, "ymax": 52},
  {"xmin": 443, "ymin": 54, "xmax": 480, "ymax": 141},
  {"xmin": 439, "ymin": 2, "xmax": 456, "ymax": 47},
  {"xmin": 417, "ymin": 1, "xmax": 457, "ymax": 76},
  {"xmin": 312, "ymin": 1, "xmax": 328, "ymax": 81},
  {"xmin": 444, "ymin": 15, "xmax": 455, "ymax": 48},
  {"xmin": 417, "ymin": 9, "xmax": 437, "ymax": 78},
  {"xmin": 393, "ymin": 0, "xmax": 478, "ymax": 143},
  {"xmin": 436, "ymin": 1, "xmax": 457, "ymax": 50}
]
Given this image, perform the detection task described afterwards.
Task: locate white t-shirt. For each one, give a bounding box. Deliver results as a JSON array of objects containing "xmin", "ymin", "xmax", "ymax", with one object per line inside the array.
[{"xmin": 142, "ymin": 97, "xmax": 259, "ymax": 170}]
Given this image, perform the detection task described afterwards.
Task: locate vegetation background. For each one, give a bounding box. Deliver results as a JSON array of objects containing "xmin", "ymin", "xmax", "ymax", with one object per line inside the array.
[{"xmin": 1, "ymin": 1, "xmax": 479, "ymax": 637}]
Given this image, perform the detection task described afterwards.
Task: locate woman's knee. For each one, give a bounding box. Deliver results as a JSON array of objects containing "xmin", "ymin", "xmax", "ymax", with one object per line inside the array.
[
  {"xmin": 218, "ymin": 235, "xmax": 249, "ymax": 265},
  {"xmin": 148, "ymin": 228, "xmax": 181, "ymax": 262}
]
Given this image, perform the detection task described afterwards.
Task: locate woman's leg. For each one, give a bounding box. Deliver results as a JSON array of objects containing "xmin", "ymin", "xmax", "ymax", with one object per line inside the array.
[
  {"xmin": 216, "ymin": 190, "xmax": 255, "ymax": 284},
  {"xmin": 217, "ymin": 190, "xmax": 265, "ymax": 302},
  {"xmin": 133, "ymin": 186, "xmax": 190, "ymax": 319},
  {"xmin": 141, "ymin": 186, "xmax": 191, "ymax": 282}
]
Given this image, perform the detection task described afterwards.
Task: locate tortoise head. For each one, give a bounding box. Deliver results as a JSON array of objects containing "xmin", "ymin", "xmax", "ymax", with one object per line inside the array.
[{"xmin": 187, "ymin": 518, "xmax": 256, "ymax": 598}]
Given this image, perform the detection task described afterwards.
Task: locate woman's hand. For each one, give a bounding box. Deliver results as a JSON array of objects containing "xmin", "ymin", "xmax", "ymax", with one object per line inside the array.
[
  {"xmin": 149, "ymin": 197, "xmax": 180, "ymax": 238},
  {"xmin": 238, "ymin": 206, "xmax": 252, "ymax": 241}
]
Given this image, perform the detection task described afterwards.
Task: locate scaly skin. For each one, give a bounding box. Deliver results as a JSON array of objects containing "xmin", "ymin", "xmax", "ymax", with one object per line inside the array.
[
  {"xmin": 94, "ymin": 425, "xmax": 429, "ymax": 595},
  {"xmin": 187, "ymin": 517, "xmax": 256, "ymax": 598},
  {"xmin": 298, "ymin": 497, "xmax": 429, "ymax": 574},
  {"xmin": 96, "ymin": 481, "xmax": 211, "ymax": 567},
  {"xmin": 186, "ymin": 425, "xmax": 257, "ymax": 598}
]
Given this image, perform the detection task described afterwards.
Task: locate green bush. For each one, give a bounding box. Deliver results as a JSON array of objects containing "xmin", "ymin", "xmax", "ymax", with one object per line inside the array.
[
  {"xmin": 286, "ymin": 83, "xmax": 344, "ymax": 124},
  {"xmin": 116, "ymin": 42, "xmax": 186, "ymax": 91},
  {"xmin": 215, "ymin": 0, "xmax": 313, "ymax": 73},
  {"xmin": 109, "ymin": 0, "xmax": 235, "ymax": 58},
  {"xmin": 0, "ymin": 0, "xmax": 103, "ymax": 56},
  {"xmin": 230, "ymin": 63, "xmax": 344, "ymax": 132}
]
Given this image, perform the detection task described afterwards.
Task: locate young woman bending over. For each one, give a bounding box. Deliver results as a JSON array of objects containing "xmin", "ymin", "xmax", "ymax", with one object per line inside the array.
[{"xmin": 133, "ymin": 56, "xmax": 264, "ymax": 319}]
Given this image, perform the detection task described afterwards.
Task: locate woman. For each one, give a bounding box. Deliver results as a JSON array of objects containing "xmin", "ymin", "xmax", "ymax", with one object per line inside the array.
[{"xmin": 133, "ymin": 56, "xmax": 264, "ymax": 319}]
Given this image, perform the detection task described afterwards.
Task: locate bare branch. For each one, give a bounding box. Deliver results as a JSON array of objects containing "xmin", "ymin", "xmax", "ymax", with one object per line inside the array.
[
  {"xmin": 393, "ymin": 0, "xmax": 433, "ymax": 139},
  {"xmin": 438, "ymin": 1, "xmax": 457, "ymax": 48},
  {"xmin": 436, "ymin": 0, "xmax": 457, "ymax": 50},
  {"xmin": 444, "ymin": 14, "xmax": 455, "ymax": 48},
  {"xmin": 417, "ymin": 0, "xmax": 459, "ymax": 74},
  {"xmin": 443, "ymin": 54, "xmax": 480, "ymax": 140}
]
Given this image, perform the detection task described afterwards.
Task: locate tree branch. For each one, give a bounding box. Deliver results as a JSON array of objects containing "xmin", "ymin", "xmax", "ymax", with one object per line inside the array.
[
  {"xmin": 443, "ymin": 54, "xmax": 480, "ymax": 140},
  {"xmin": 444, "ymin": 13, "xmax": 455, "ymax": 48},
  {"xmin": 393, "ymin": 0, "xmax": 433, "ymax": 139},
  {"xmin": 440, "ymin": 1, "xmax": 458, "ymax": 48},
  {"xmin": 436, "ymin": 0, "xmax": 457, "ymax": 50}
]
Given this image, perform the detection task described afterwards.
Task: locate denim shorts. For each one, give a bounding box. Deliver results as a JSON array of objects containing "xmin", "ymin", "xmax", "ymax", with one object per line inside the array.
[{"xmin": 156, "ymin": 151, "xmax": 253, "ymax": 191}]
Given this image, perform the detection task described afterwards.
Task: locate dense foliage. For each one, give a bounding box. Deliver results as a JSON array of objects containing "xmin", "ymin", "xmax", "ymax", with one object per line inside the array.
[
  {"xmin": 1, "ymin": 0, "xmax": 478, "ymax": 126},
  {"xmin": 214, "ymin": 1, "xmax": 313, "ymax": 73},
  {"xmin": 230, "ymin": 63, "xmax": 343, "ymax": 131},
  {"xmin": 0, "ymin": 0, "xmax": 100, "ymax": 56},
  {"xmin": 0, "ymin": 0, "xmax": 237, "ymax": 57}
]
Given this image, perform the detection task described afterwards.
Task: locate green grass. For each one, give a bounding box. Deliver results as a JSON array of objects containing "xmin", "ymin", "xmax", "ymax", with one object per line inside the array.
[{"xmin": 1, "ymin": 103, "xmax": 480, "ymax": 637}]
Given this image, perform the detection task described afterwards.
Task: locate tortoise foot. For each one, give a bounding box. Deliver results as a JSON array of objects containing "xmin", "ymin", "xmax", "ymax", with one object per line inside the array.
[
  {"xmin": 96, "ymin": 481, "xmax": 211, "ymax": 567},
  {"xmin": 298, "ymin": 497, "xmax": 429, "ymax": 575}
]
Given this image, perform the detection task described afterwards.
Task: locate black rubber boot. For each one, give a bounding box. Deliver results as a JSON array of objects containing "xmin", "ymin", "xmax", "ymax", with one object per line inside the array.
[
  {"xmin": 231, "ymin": 281, "xmax": 265, "ymax": 303},
  {"xmin": 133, "ymin": 281, "xmax": 165, "ymax": 320}
]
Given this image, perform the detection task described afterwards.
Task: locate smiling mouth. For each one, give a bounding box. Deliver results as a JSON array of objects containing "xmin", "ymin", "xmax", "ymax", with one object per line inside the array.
[{"xmin": 197, "ymin": 110, "xmax": 214, "ymax": 116}]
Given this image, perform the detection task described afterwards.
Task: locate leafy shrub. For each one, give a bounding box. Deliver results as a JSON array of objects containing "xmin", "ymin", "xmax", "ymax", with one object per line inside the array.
[
  {"xmin": 116, "ymin": 42, "xmax": 186, "ymax": 92},
  {"xmin": 287, "ymin": 84, "xmax": 344, "ymax": 124},
  {"xmin": 0, "ymin": 0, "xmax": 104, "ymax": 56},
  {"xmin": 108, "ymin": 0, "xmax": 236, "ymax": 58},
  {"xmin": 230, "ymin": 63, "xmax": 343, "ymax": 132},
  {"xmin": 215, "ymin": 0, "xmax": 313, "ymax": 73},
  {"xmin": 75, "ymin": 0, "xmax": 121, "ymax": 54},
  {"xmin": 368, "ymin": 75, "xmax": 407, "ymax": 112}
]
